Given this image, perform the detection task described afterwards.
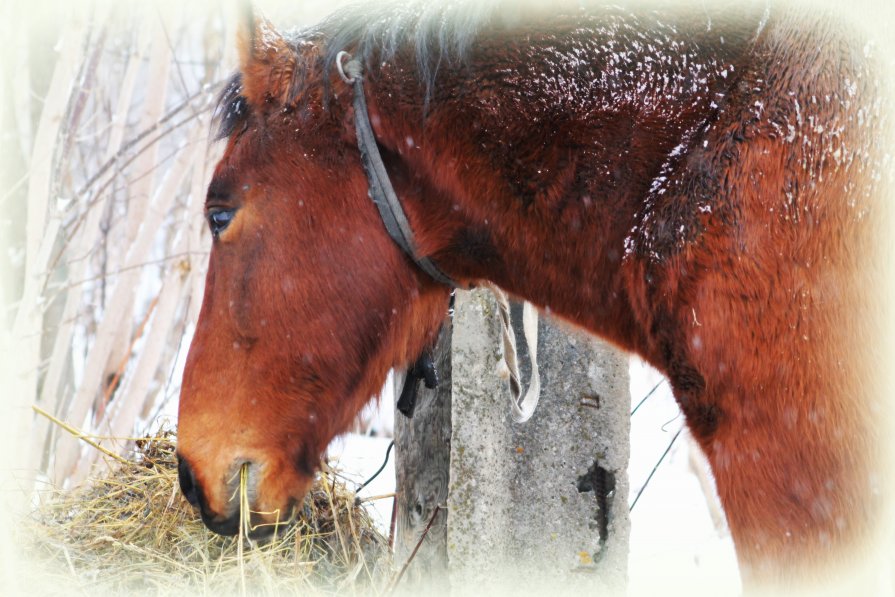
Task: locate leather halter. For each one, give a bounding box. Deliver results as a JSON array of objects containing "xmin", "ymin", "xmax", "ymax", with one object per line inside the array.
[
  {"xmin": 336, "ymin": 53, "xmax": 541, "ymax": 424},
  {"xmin": 336, "ymin": 51, "xmax": 457, "ymax": 288}
]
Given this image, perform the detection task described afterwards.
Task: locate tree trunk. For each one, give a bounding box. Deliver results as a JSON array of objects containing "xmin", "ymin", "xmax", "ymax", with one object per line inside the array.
[{"xmin": 393, "ymin": 316, "xmax": 452, "ymax": 594}]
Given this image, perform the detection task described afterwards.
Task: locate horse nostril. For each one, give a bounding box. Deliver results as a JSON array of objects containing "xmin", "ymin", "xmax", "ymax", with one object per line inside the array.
[
  {"xmin": 177, "ymin": 454, "xmax": 200, "ymax": 507},
  {"xmin": 176, "ymin": 454, "xmax": 242, "ymax": 535}
]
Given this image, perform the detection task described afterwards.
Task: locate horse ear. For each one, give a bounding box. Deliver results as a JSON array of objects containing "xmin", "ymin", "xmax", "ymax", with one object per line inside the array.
[{"xmin": 237, "ymin": 9, "xmax": 297, "ymax": 109}]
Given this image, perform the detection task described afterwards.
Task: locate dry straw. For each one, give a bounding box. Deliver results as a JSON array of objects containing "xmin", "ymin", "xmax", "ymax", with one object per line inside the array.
[{"xmin": 24, "ymin": 426, "xmax": 391, "ymax": 596}]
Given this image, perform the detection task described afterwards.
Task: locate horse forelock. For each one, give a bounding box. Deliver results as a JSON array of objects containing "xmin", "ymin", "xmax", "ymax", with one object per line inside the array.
[{"xmin": 212, "ymin": 73, "xmax": 247, "ymax": 141}]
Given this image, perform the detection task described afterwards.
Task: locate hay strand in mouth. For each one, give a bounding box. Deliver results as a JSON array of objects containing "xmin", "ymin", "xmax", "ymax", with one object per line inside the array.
[
  {"xmin": 24, "ymin": 427, "xmax": 392, "ymax": 595},
  {"xmin": 238, "ymin": 462, "xmax": 250, "ymax": 597}
]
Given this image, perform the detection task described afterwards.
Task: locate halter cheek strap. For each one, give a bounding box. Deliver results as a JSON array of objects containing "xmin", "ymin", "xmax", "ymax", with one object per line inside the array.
[
  {"xmin": 336, "ymin": 51, "xmax": 541, "ymax": 423},
  {"xmin": 337, "ymin": 51, "xmax": 457, "ymax": 288}
]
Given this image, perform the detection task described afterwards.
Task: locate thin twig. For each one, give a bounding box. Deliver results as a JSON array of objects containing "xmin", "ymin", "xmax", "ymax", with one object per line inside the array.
[
  {"xmin": 155, "ymin": 5, "xmax": 200, "ymax": 121},
  {"xmin": 32, "ymin": 405, "xmax": 129, "ymax": 465},
  {"xmin": 357, "ymin": 492, "xmax": 397, "ymax": 504},
  {"xmin": 97, "ymin": 294, "xmax": 159, "ymax": 419},
  {"xmin": 387, "ymin": 505, "xmax": 441, "ymax": 593},
  {"xmin": 52, "ymin": 112, "xmax": 207, "ymax": 268},
  {"xmin": 45, "ymin": 251, "xmax": 208, "ymax": 300},
  {"xmin": 388, "ymin": 497, "xmax": 398, "ymax": 552},
  {"xmin": 76, "ymin": 86, "xmax": 213, "ymax": 196},
  {"xmin": 49, "ymin": 106, "xmax": 211, "ymax": 277}
]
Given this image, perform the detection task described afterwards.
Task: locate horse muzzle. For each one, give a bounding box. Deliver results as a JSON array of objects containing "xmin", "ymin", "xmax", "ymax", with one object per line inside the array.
[{"xmin": 177, "ymin": 454, "xmax": 297, "ymax": 537}]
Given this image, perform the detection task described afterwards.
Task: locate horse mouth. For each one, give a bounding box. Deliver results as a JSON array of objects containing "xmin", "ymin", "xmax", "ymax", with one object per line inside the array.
[{"xmin": 200, "ymin": 501, "xmax": 299, "ymax": 539}]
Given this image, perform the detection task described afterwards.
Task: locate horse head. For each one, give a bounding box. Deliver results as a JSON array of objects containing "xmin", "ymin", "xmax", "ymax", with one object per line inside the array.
[{"xmin": 177, "ymin": 15, "xmax": 451, "ymax": 535}]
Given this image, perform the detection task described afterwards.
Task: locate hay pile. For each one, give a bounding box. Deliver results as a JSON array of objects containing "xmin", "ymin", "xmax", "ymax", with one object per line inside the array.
[{"xmin": 25, "ymin": 430, "xmax": 391, "ymax": 596}]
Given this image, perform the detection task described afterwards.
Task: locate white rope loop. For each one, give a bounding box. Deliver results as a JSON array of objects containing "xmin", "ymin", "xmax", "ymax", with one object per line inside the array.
[{"xmin": 492, "ymin": 287, "xmax": 541, "ymax": 423}]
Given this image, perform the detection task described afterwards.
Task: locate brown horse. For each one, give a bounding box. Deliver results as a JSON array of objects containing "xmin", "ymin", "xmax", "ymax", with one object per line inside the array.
[{"xmin": 177, "ymin": 1, "xmax": 891, "ymax": 590}]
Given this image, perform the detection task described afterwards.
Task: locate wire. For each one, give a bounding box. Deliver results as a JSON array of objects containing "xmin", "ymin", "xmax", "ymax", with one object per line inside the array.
[
  {"xmin": 630, "ymin": 379, "xmax": 665, "ymax": 416},
  {"xmin": 355, "ymin": 440, "xmax": 395, "ymax": 496},
  {"xmin": 629, "ymin": 427, "xmax": 683, "ymax": 512}
]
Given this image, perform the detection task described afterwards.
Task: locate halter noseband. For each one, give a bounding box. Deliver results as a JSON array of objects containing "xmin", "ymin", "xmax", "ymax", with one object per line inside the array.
[{"xmin": 336, "ymin": 51, "xmax": 457, "ymax": 288}]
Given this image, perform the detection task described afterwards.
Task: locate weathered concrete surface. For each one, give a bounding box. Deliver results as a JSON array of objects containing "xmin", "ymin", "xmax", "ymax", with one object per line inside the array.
[{"xmin": 447, "ymin": 288, "xmax": 630, "ymax": 596}]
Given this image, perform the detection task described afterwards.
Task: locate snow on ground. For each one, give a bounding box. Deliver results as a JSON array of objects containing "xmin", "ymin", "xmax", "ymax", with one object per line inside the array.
[
  {"xmin": 327, "ymin": 433, "xmax": 397, "ymax": 532},
  {"xmin": 329, "ymin": 356, "xmax": 741, "ymax": 594}
]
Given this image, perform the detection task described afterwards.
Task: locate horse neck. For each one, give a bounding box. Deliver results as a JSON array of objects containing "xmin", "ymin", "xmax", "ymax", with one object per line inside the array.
[
  {"xmin": 365, "ymin": 18, "xmax": 755, "ymax": 358},
  {"xmin": 355, "ymin": 11, "xmax": 889, "ymax": 586}
]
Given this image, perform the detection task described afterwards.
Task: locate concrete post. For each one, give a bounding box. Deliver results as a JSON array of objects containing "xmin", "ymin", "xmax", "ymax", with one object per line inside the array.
[{"xmin": 447, "ymin": 288, "xmax": 630, "ymax": 595}]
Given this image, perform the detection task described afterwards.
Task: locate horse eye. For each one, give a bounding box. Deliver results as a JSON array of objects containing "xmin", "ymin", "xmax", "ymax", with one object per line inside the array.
[{"xmin": 207, "ymin": 208, "xmax": 236, "ymax": 236}]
